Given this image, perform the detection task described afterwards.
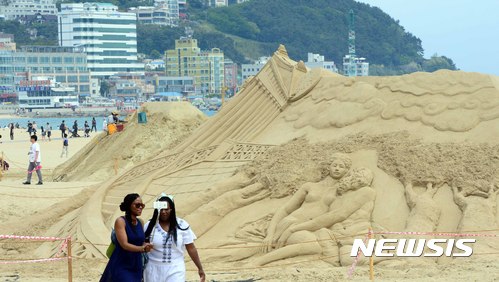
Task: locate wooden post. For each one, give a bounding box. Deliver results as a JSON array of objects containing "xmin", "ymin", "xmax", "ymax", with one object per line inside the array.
[
  {"xmin": 67, "ymin": 237, "xmax": 73, "ymax": 282},
  {"xmin": 369, "ymin": 227, "xmax": 374, "ymax": 281}
]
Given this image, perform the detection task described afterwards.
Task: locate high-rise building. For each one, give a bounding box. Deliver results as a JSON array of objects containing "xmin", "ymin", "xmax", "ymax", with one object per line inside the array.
[
  {"xmin": 58, "ymin": 3, "xmax": 144, "ymax": 79},
  {"xmin": 165, "ymin": 37, "xmax": 224, "ymax": 94},
  {"xmin": 224, "ymin": 59, "xmax": 238, "ymax": 95},
  {"xmin": 0, "ymin": 0, "xmax": 57, "ymax": 20}
]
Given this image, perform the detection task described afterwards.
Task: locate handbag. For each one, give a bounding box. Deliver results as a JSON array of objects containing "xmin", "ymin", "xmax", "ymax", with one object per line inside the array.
[{"xmin": 106, "ymin": 229, "xmax": 117, "ymax": 259}]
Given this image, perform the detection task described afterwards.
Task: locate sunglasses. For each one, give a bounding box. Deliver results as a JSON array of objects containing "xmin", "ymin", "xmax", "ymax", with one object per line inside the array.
[{"xmin": 134, "ymin": 203, "xmax": 145, "ymax": 209}]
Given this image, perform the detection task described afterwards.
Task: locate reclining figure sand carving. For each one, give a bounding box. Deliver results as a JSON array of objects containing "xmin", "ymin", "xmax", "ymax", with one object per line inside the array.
[
  {"xmin": 256, "ymin": 166, "xmax": 375, "ymax": 266},
  {"xmin": 184, "ymin": 171, "xmax": 271, "ymax": 236},
  {"xmin": 451, "ymin": 179, "xmax": 499, "ymax": 254},
  {"xmin": 201, "ymin": 153, "xmax": 353, "ymax": 262}
]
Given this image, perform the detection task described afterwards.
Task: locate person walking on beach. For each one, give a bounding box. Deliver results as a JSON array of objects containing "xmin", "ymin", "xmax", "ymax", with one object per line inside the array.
[
  {"xmin": 40, "ymin": 125, "xmax": 46, "ymax": 141},
  {"xmin": 84, "ymin": 121, "xmax": 90, "ymax": 137},
  {"xmin": 72, "ymin": 120, "xmax": 79, "ymax": 138},
  {"xmin": 46, "ymin": 122, "xmax": 52, "ymax": 141},
  {"xmin": 103, "ymin": 117, "xmax": 108, "ymax": 132},
  {"xmin": 23, "ymin": 135, "xmax": 43, "ymax": 185},
  {"xmin": 9, "ymin": 123, "xmax": 14, "ymax": 140},
  {"xmin": 143, "ymin": 194, "xmax": 205, "ymax": 282},
  {"xmin": 27, "ymin": 121, "xmax": 33, "ymax": 136},
  {"xmin": 59, "ymin": 120, "xmax": 66, "ymax": 138},
  {"xmin": 91, "ymin": 117, "xmax": 97, "ymax": 132},
  {"xmin": 61, "ymin": 133, "xmax": 69, "ymax": 158},
  {"xmin": 32, "ymin": 121, "xmax": 37, "ymax": 135},
  {"xmin": 100, "ymin": 193, "xmax": 152, "ymax": 282}
]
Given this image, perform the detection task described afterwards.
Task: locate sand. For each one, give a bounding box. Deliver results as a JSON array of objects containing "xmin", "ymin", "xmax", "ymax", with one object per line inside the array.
[{"xmin": 1, "ymin": 46, "xmax": 499, "ymax": 281}]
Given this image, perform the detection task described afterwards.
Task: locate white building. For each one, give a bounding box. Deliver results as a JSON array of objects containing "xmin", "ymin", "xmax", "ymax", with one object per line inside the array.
[
  {"xmin": 206, "ymin": 0, "xmax": 227, "ymax": 6},
  {"xmin": 343, "ymin": 55, "xmax": 369, "ymax": 77},
  {"xmin": 17, "ymin": 76, "xmax": 79, "ymax": 109},
  {"xmin": 58, "ymin": 3, "xmax": 144, "ymax": 79},
  {"xmin": 0, "ymin": 0, "xmax": 57, "ymax": 20},
  {"xmin": 128, "ymin": 0, "xmax": 179, "ymax": 26},
  {"xmin": 207, "ymin": 0, "xmax": 248, "ymax": 6},
  {"xmin": 241, "ymin": 56, "xmax": 270, "ymax": 80},
  {"xmin": 306, "ymin": 53, "xmax": 338, "ymax": 73}
]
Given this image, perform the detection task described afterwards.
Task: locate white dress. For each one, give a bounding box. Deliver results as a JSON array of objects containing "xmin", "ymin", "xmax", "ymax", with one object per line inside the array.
[{"xmin": 143, "ymin": 218, "xmax": 196, "ymax": 282}]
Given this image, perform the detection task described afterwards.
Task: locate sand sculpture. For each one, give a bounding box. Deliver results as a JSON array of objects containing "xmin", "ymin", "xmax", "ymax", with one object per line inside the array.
[{"xmin": 10, "ymin": 45, "xmax": 498, "ymax": 277}]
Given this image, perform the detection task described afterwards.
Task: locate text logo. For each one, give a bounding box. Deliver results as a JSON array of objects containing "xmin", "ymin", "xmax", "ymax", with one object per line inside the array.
[{"xmin": 351, "ymin": 239, "xmax": 476, "ymax": 257}]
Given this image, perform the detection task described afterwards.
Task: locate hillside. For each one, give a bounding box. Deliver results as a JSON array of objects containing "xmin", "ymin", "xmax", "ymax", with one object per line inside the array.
[
  {"xmin": 118, "ymin": 0, "xmax": 459, "ymax": 74},
  {"xmin": 0, "ymin": 0, "xmax": 457, "ymax": 75}
]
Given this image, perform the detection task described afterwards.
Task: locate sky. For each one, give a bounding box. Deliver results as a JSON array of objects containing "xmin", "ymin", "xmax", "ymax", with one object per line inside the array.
[{"xmin": 356, "ymin": 0, "xmax": 499, "ymax": 76}]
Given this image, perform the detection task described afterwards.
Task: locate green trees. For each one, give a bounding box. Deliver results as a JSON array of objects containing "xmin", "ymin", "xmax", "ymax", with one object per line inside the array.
[
  {"xmin": 203, "ymin": 0, "xmax": 426, "ymax": 69},
  {"xmin": 422, "ymin": 54, "xmax": 457, "ymax": 72},
  {"xmin": 0, "ymin": 19, "xmax": 57, "ymax": 46}
]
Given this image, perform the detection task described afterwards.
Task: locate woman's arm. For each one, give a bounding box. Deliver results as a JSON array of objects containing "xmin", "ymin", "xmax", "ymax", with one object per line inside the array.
[
  {"xmin": 114, "ymin": 217, "xmax": 149, "ymax": 253},
  {"xmin": 186, "ymin": 243, "xmax": 205, "ymax": 282}
]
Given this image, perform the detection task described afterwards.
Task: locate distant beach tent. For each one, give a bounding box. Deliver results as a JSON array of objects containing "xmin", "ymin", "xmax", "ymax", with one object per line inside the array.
[{"xmin": 138, "ymin": 111, "xmax": 147, "ymax": 124}]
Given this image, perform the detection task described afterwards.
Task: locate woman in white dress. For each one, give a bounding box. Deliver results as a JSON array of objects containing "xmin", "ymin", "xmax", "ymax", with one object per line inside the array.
[{"xmin": 143, "ymin": 194, "xmax": 205, "ymax": 282}]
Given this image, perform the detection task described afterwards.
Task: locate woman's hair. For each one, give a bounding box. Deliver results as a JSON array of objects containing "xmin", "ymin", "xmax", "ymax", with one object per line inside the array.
[
  {"xmin": 144, "ymin": 196, "xmax": 189, "ymax": 245},
  {"xmin": 119, "ymin": 193, "xmax": 140, "ymax": 226}
]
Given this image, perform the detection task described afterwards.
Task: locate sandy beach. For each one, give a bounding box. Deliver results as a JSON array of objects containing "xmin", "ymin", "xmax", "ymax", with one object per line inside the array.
[
  {"xmin": 1, "ymin": 49, "xmax": 499, "ymax": 281},
  {"xmin": 0, "ymin": 114, "xmax": 17, "ymax": 119}
]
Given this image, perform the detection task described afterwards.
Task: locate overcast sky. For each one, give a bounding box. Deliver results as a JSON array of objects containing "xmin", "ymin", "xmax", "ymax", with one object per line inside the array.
[{"xmin": 356, "ymin": 0, "xmax": 499, "ymax": 75}]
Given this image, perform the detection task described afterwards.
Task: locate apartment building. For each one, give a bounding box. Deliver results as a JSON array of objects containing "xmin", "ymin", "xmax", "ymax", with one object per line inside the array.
[
  {"xmin": 128, "ymin": 0, "xmax": 179, "ymax": 26},
  {"xmin": 58, "ymin": 3, "xmax": 144, "ymax": 79},
  {"xmin": 343, "ymin": 55, "xmax": 369, "ymax": 76},
  {"xmin": 165, "ymin": 37, "xmax": 224, "ymax": 94},
  {"xmin": 0, "ymin": 46, "xmax": 94, "ymax": 99},
  {"xmin": 0, "ymin": 0, "xmax": 57, "ymax": 20}
]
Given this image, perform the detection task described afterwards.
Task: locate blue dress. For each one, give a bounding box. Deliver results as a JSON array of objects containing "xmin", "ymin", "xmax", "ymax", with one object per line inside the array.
[{"xmin": 100, "ymin": 217, "xmax": 145, "ymax": 282}]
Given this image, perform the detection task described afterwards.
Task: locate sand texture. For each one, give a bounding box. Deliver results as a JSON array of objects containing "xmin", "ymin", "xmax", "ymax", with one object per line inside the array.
[{"xmin": 1, "ymin": 45, "xmax": 499, "ymax": 281}]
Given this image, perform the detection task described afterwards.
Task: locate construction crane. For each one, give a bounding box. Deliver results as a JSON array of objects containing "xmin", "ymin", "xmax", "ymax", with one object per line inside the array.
[
  {"xmin": 348, "ymin": 9, "xmax": 356, "ymax": 56},
  {"xmin": 345, "ymin": 9, "xmax": 358, "ymax": 77}
]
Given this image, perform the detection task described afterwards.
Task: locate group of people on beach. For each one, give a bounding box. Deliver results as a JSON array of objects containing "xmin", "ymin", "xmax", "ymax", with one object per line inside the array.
[
  {"xmin": 58, "ymin": 117, "xmax": 97, "ymax": 139},
  {"xmin": 101, "ymin": 193, "xmax": 206, "ymax": 282}
]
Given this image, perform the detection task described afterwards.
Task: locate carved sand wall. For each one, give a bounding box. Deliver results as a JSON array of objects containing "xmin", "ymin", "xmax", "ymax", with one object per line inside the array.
[{"xmin": 32, "ymin": 45, "xmax": 499, "ymax": 268}]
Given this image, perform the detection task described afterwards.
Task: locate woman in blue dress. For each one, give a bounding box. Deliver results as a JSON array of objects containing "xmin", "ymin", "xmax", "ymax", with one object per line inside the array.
[{"xmin": 100, "ymin": 193, "xmax": 153, "ymax": 282}]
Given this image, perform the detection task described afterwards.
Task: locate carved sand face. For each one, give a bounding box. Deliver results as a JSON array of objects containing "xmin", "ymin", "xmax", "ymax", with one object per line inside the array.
[
  {"xmin": 337, "ymin": 167, "xmax": 373, "ymax": 195},
  {"xmin": 330, "ymin": 159, "xmax": 348, "ymax": 179}
]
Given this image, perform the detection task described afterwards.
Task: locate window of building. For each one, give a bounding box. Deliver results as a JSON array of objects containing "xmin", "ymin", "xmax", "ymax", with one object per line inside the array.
[{"xmin": 64, "ymin": 57, "xmax": 74, "ymax": 64}]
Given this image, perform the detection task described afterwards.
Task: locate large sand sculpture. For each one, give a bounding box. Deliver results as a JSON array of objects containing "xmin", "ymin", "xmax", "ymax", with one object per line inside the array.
[{"xmin": 3, "ymin": 45, "xmax": 499, "ymax": 280}]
